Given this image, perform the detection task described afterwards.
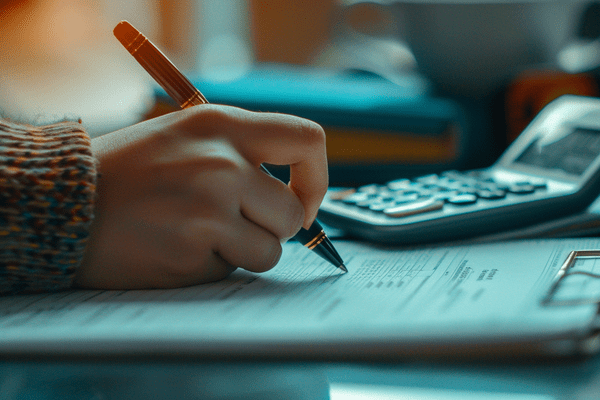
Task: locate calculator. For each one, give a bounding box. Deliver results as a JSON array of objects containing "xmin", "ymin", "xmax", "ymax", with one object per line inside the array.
[{"xmin": 318, "ymin": 95, "xmax": 600, "ymax": 244}]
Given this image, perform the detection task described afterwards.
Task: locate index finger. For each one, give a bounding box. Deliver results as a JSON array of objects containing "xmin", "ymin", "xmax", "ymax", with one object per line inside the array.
[
  {"xmin": 238, "ymin": 111, "xmax": 328, "ymax": 228},
  {"xmin": 177, "ymin": 105, "xmax": 329, "ymax": 228}
]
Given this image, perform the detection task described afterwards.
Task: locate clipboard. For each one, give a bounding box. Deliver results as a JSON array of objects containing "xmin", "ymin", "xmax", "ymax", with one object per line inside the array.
[
  {"xmin": 2, "ymin": 239, "xmax": 600, "ymax": 362},
  {"xmin": 543, "ymin": 250, "xmax": 600, "ymax": 306}
]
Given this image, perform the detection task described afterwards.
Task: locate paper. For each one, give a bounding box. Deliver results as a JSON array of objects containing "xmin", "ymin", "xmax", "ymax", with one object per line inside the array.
[{"xmin": 1, "ymin": 239, "xmax": 600, "ymax": 356}]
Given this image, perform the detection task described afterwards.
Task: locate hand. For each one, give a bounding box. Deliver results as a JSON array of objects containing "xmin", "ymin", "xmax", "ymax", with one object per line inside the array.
[{"xmin": 75, "ymin": 105, "xmax": 327, "ymax": 289}]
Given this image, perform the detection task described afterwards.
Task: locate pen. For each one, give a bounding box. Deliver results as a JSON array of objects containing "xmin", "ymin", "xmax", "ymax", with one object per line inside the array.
[{"xmin": 113, "ymin": 20, "xmax": 347, "ymax": 273}]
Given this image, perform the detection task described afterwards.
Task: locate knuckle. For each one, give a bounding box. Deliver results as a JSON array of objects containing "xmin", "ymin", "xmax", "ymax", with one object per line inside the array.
[
  {"xmin": 166, "ymin": 104, "xmax": 238, "ymax": 140},
  {"xmin": 186, "ymin": 105, "xmax": 253, "ymax": 140},
  {"xmin": 203, "ymin": 160, "xmax": 246, "ymax": 199},
  {"xmin": 187, "ymin": 105, "xmax": 234, "ymax": 134},
  {"xmin": 204, "ymin": 147, "xmax": 244, "ymax": 171},
  {"xmin": 299, "ymin": 119, "xmax": 326, "ymax": 147},
  {"xmin": 189, "ymin": 140, "xmax": 249, "ymax": 190}
]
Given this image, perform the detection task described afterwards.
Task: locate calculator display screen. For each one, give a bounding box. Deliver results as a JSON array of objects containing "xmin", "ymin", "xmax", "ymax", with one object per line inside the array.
[{"xmin": 514, "ymin": 127, "xmax": 600, "ymax": 177}]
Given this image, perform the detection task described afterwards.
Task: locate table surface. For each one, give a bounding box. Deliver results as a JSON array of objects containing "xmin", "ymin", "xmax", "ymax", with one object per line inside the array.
[{"xmin": 2, "ymin": 354, "xmax": 599, "ymax": 400}]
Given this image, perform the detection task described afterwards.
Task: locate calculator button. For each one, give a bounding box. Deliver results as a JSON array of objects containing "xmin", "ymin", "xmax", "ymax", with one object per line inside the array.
[
  {"xmin": 476, "ymin": 176, "xmax": 496, "ymax": 183},
  {"xmin": 415, "ymin": 189, "xmax": 435, "ymax": 197},
  {"xmin": 396, "ymin": 189, "xmax": 420, "ymax": 197},
  {"xmin": 378, "ymin": 194, "xmax": 396, "ymax": 202},
  {"xmin": 476, "ymin": 189, "xmax": 506, "ymax": 200},
  {"xmin": 441, "ymin": 170, "xmax": 462, "ymax": 179},
  {"xmin": 369, "ymin": 200, "xmax": 398, "ymax": 211},
  {"xmin": 433, "ymin": 191, "xmax": 460, "ymax": 201},
  {"xmin": 356, "ymin": 198, "xmax": 380, "ymax": 208},
  {"xmin": 387, "ymin": 179, "xmax": 411, "ymax": 191},
  {"xmin": 445, "ymin": 181, "xmax": 470, "ymax": 191},
  {"xmin": 466, "ymin": 171, "xmax": 494, "ymax": 182},
  {"xmin": 456, "ymin": 187, "xmax": 478, "ymax": 195},
  {"xmin": 393, "ymin": 193, "xmax": 420, "ymax": 203},
  {"xmin": 415, "ymin": 174, "xmax": 440, "ymax": 183},
  {"xmin": 473, "ymin": 181, "xmax": 497, "ymax": 190},
  {"xmin": 383, "ymin": 198, "xmax": 444, "ymax": 218},
  {"xmin": 522, "ymin": 179, "xmax": 547, "ymax": 189},
  {"xmin": 507, "ymin": 184, "xmax": 535, "ymax": 194},
  {"xmin": 328, "ymin": 188, "xmax": 356, "ymax": 201},
  {"xmin": 511, "ymin": 180, "xmax": 546, "ymax": 190},
  {"xmin": 357, "ymin": 184, "xmax": 381, "ymax": 193},
  {"xmin": 341, "ymin": 192, "xmax": 376, "ymax": 204},
  {"xmin": 419, "ymin": 183, "xmax": 439, "ymax": 190},
  {"xmin": 446, "ymin": 194, "xmax": 478, "ymax": 205},
  {"xmin": 494, "ymin": 182, "xmax": 510, "ymax": 191}
]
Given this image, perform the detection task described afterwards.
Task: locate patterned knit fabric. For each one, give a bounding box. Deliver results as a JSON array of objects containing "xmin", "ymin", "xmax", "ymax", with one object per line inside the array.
[{"xmin": 0, "ymin": 119, "xmax": 96, "ymax": 295}]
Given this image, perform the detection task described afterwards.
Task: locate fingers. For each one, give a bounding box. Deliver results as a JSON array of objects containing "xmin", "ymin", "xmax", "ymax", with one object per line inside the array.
[
  {"xmin": 167, "ymin": 105, "xmax": 328, "ymax": 228},
  {"xmin": 86, "ymin": 105, "xmax": 328, "ymax": 288},
  {"xmin": 215, "ymin": 217, "xmax": 284, "ymax": 273},
  {"xmin": 169, "ymin": 139, "xmax": 306, "ymax": 241},
  {"xmin": 175, "ymin": 150, "xmax": 302, "ymax": 272},
  {"xmin": 189, "ymin": 157, "xmax": 302, "ymax": 270},
  {"xmin": 164, "ymin": 218, "xmax": 283, "ymax": 285},
  {"xmin": 180, "ymin": 216, "xmax": 283, "ymax": 274},
  {"xmin": 241, "ymin": 166, "xmax": 305, "ymax": 241},
  {"xmin": 234, "ymin": 110, "xmax": 328, "ymax": 228}
]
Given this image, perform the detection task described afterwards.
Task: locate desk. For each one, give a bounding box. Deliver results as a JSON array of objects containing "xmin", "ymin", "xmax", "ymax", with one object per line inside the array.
[{"xmin": 2, "ymin": 356, "xmax": 599, "ymax": 399}]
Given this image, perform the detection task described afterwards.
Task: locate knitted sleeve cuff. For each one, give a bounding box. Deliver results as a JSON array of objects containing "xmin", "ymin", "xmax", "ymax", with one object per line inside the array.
[{"xmin": 0, "ymin": 119, "xmax": 97, "ymax": 295}]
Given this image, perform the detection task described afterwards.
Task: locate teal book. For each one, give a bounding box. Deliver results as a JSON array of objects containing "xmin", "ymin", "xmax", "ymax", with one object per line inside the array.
[{"xmin": 154, "ymin": 66, "xmax": 478, "ymax": 185}]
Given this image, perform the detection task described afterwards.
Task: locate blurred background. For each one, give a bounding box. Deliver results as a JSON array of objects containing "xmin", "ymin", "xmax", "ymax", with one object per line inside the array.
[{"xmin": 1, "ymin": 0, "xmax": 599, "ymax": 185}]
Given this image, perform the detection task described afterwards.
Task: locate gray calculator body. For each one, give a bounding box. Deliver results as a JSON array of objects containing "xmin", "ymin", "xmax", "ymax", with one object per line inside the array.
[{"xmin": 318, "ymin": 95, "xmax": 600, "ymax": 244}]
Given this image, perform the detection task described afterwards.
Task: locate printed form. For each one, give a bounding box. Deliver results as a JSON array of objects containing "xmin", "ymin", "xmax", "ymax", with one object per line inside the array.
[{"xmin": 1, "ymin": 239, "xmax": 600, "ymax": 355}]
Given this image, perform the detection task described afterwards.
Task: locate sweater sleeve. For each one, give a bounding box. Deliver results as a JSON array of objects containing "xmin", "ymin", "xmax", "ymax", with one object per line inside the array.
[{"xmin": 0, "ymin": 119, "xmax": 97, "ymax": 295}]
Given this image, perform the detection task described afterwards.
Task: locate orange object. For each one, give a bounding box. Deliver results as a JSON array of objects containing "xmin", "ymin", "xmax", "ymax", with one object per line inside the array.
[
  {"xmin": 505, "ymin": 70, "xmax": 598, "ymax": 143},
  {"xmin": 113, "ymin": 21, "xmax": 208, "ymax": 108},
  {"xmin": 248, "ymin": 0, "xmax": 336, "ymax": 64}
]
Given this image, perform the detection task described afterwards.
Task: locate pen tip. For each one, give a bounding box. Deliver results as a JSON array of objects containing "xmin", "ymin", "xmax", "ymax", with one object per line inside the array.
[{"xmin": 339, "ymin": 264, "xmax": 348, "ymax": 273}]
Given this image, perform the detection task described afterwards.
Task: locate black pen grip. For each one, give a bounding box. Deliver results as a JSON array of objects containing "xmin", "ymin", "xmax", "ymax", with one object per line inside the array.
[{"xmin": 293, "ymin": 220, "xmax": 325, "ymax": 246}]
